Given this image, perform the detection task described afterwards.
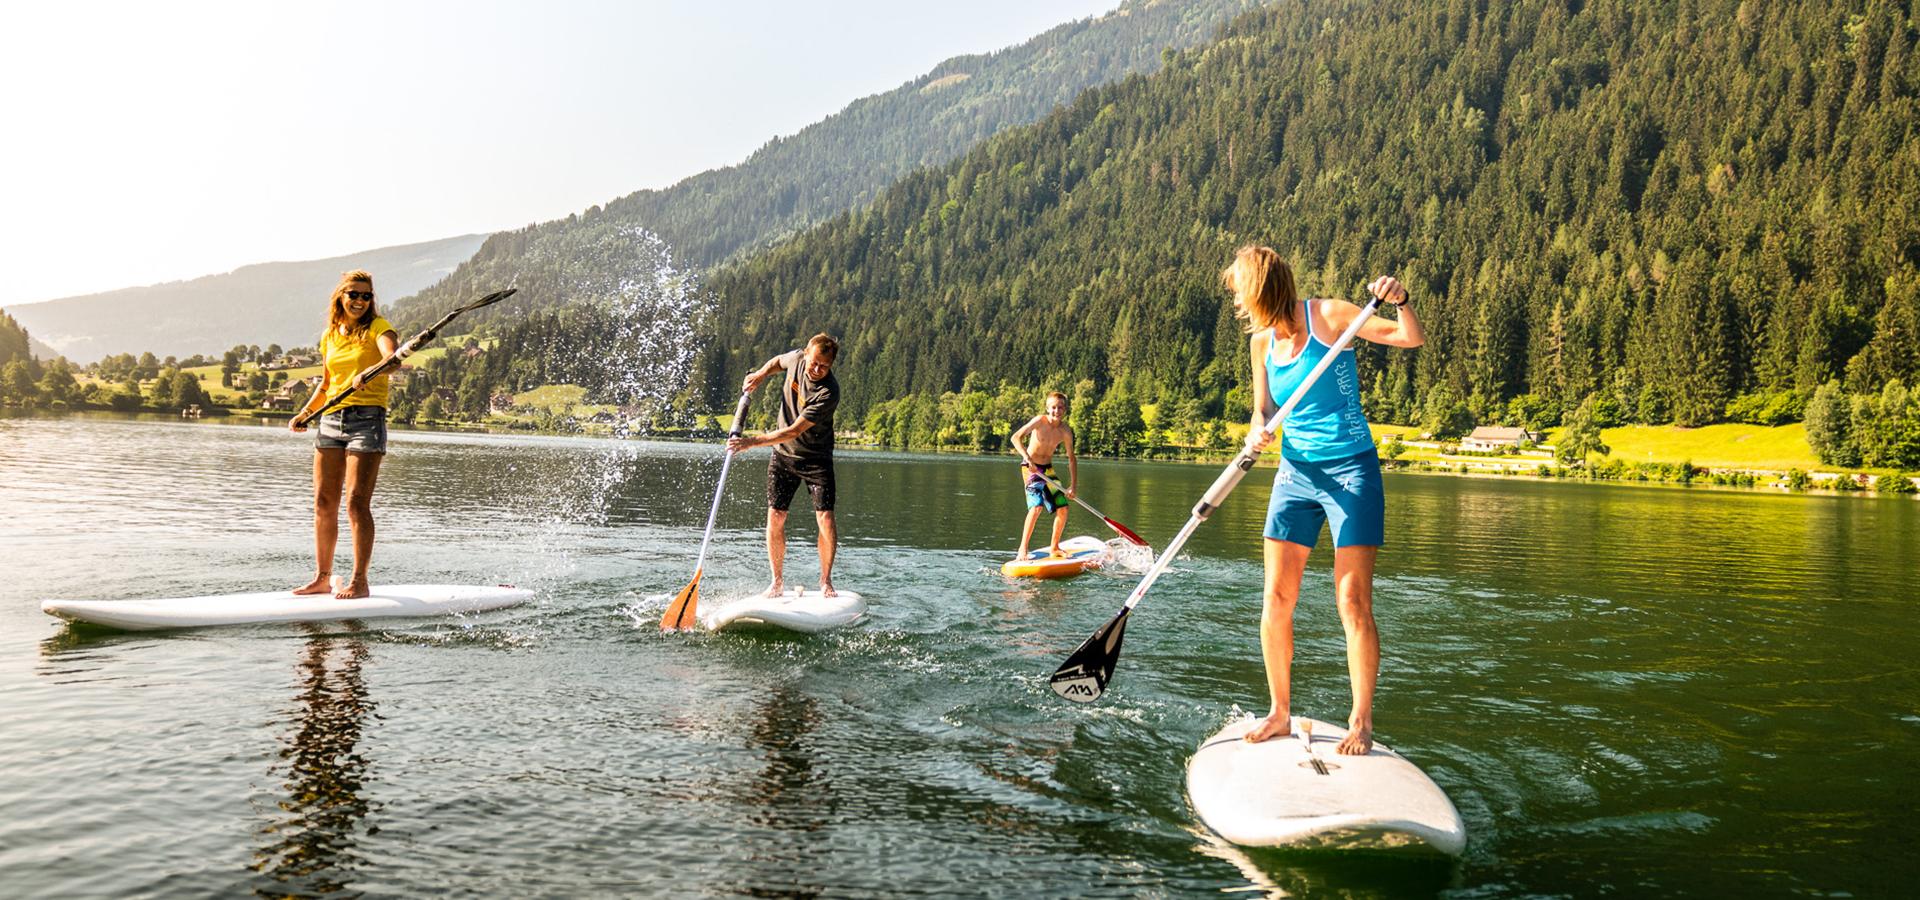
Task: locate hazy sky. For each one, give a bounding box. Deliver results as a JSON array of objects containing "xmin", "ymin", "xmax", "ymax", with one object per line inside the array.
[{"xmin": 2, "ymin": 1, "xmax": 1118, "ymax": 307}]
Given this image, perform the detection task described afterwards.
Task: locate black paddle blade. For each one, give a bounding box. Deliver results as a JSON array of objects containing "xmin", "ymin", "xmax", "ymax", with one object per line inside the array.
[
  {"xmin": 462, "ymin": 287, "xmax": 517, "ymax": 312},
  {"xmin": 1050, "ymin": 608, "xmax": 1130, "ymax": 703}
]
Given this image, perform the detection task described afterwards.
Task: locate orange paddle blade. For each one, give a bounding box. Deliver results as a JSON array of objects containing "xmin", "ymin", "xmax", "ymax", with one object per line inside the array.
[{"xmin": 660, "ymin": 569, "xmax": 701, "ymax": 631}]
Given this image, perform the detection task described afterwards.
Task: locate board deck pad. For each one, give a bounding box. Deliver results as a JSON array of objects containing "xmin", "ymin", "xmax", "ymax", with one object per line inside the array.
[
  {"xmin": 1001, "ymin": 535, "xmax": 1106, "ymax": 579},
  {"xmin": 42, "ymin": 584, "xmax": 532, "ymax": 631},
  {"xmin": 1186, "ymin": 716, "xmax": 1466, "ymax": 855},
  {"xmin": 701, "ymin": 589, "xmax": 866, "ymax": 633}
]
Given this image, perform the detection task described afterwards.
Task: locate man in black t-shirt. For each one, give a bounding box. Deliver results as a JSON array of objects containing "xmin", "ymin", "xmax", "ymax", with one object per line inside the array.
[{"xmin": 728, "ymin": 333, "xmax": 842, "ymax": 598}]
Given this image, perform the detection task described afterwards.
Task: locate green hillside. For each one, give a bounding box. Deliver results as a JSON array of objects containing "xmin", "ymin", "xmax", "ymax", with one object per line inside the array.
[
  {"xmin": 386, "ymin": 0, "xmax": 1257, "ymax": 332},
  {"xmin": 697, "ymin": 0, "xmax": 1920, "ymax": 444}
]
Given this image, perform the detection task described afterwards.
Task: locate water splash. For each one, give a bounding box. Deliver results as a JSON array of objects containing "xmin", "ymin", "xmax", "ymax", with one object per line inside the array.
[{"xmin": 1105, "ymin": 537, "xmax": 1155, "ymax": 574}]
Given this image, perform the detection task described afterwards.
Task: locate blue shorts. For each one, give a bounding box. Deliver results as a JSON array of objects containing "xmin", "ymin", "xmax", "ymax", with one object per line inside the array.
[
  {"xmin": 1024, "ymin": 464, "xmax": 1067, "ymax": 513},
  {"xmin": 1264, "ymin": 448, "xmax": 1384, "ymax": 547},
  {"xmin": 314, "ymin": 405, "xmax": 388, "ymax": 454}
]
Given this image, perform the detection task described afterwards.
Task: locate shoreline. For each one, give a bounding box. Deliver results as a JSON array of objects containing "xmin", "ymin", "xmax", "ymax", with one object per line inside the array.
[{"xmin": 11, "ymin": 408, "xmax": 1916, "ymax": 500}]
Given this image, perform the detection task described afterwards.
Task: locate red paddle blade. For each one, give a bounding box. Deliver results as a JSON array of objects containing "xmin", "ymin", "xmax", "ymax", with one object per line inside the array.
[
  {"xmin": 1104, "ymin": 517, "xmax": 1148, "ymax": 546},
  {"xmin": 660, "ymin": 570, "xmax": 701, "ymax": 631}
]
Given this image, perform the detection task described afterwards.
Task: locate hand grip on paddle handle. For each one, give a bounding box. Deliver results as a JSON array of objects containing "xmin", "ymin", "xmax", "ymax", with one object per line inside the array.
[{"xmin": 725, "ymin": 389, "xmax": 752, "ymax": 441}]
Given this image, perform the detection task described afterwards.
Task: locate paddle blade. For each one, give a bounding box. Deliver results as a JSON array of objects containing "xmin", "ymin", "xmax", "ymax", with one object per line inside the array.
[
  {"xmin": 461, "ymin": 287, "xmax": 517, "ymax": 312},
  {"xmin": 660, "ymin": 569, "xmax": 701, "ymax": 632},
  {"xmin": 1105, "ymin": 517, "xmax": 1149, "ymax": 547},
  {"xmin": 1050, "ymin": 608, "xmax": 1130, "ymax": 703}
]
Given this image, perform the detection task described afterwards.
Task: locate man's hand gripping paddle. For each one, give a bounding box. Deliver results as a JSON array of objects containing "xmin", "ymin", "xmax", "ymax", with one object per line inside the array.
[
  {"xmin": 1049, "ymin": 293, "xmax": 1384, "ymax": 703},
  {"xmin": 661, "ymin": 390, "xmax": 755, "ymax": 631}
]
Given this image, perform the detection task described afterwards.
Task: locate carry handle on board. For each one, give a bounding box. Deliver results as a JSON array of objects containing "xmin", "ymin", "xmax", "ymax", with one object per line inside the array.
[
  {"xmin": 292, "ymin": 288, "xmax": 518, "ymax": 429},
  {"xmin": 1049, "ymin": 291, "xmax": 1385, "ymax": 703},
  {"xmin": 1013, "ymin": 444, "xmax": 1149, "ymax": 547},
  {"xmin": 660, "ymin": 389, "xmax": 755, "ymax": 631}
]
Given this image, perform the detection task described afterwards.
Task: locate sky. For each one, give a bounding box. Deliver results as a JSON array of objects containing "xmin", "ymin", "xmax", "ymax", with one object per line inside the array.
[{"xmin": 1, "ymin": 0, "xmax": 1119, "ymax": 307}]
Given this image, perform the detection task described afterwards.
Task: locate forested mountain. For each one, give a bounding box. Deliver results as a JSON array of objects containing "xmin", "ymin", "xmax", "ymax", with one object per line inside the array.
[
  {"xmin": 4, "ymin": 234, "xmax": 486, "ymax": 363},
  {"xmin": 698, "ymin": 0, "xmax": 1920, "ymax": 445},
  {"xmin": 0, "ymin": 313, "xmax": 34, "ymax": 372},
  {"xmin": 387, "ymin": 0, "xmax": 1258, "ymax": 330}
]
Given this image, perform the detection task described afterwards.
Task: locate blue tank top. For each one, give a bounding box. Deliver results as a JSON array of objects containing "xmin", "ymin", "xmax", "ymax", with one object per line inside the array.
[{"xmin": 1264, "ymin": 299, "xmax": 1374, "ymax": 462}]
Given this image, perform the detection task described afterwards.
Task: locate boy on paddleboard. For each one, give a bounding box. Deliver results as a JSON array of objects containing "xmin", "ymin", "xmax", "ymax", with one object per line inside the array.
[
  {"xmin": 1009, "ymin": 391, "xmax": 1078, "ymax": 560},
  {"xmin": 728, "ymin": 334, "xmax": 842, "ymax": 598}
]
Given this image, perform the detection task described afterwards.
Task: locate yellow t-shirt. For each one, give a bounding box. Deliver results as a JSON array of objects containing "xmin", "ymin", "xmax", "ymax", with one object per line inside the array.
[{"xmin": 319, "ymin": 316, "xmax": 397, "ymax": 409}]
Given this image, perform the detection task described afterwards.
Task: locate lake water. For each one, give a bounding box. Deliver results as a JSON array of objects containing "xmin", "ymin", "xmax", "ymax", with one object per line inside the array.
[{"xmin": 1, "ymin": 414, "xmax": 1914, "ymax": 897}]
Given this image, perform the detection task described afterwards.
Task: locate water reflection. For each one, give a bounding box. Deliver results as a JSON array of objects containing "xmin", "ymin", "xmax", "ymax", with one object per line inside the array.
[
  {"xmin": 250, "ymin": 625, "xmax": 377, "ymax": 897},
  {"xmin": 726, "ymin": 681, "xmax": 829, "ymax": 898},
  {"xmin": 1191, "ymin": 829, "xmax": 1458, "ymax": 898}
]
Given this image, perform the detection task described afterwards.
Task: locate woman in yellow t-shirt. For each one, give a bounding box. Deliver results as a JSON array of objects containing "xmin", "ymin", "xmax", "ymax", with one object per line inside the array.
[{"xmin": 289, "ymin": 269, "xmax": 400, "ymax": 599}]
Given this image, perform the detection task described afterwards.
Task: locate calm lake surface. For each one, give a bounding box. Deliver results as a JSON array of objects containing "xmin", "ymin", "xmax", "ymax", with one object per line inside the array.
[{"xmin": 1, "ymin": 414, "xmax": 1914, "ymax": 898}]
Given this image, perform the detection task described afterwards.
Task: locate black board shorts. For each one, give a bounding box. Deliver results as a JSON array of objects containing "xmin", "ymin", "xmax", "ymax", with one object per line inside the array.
[{"xmin": 768, "ymin": 453, "xmax": 835, "ymax": 512}]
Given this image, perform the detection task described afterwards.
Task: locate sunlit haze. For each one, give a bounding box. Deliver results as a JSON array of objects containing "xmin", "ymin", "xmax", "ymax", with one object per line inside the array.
[{"xmin": 1, "ymin": 0, "xmax": 1118, "ymax": 306}]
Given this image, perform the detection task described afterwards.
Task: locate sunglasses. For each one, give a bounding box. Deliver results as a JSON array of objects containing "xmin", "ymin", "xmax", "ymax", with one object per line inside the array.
[{"xmin": 344, "ymin": 291, "xmax": 374, "ymax": 301}]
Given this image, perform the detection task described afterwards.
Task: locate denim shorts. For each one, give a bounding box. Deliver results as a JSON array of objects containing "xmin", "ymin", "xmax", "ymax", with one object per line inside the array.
[
  {"xmin": 315, "ymin": 405, "xmax": 388, "ymax": 454},
  {"xmin": 1264, "ymin": 448, "xmax": 1385, "ymax": 547}
]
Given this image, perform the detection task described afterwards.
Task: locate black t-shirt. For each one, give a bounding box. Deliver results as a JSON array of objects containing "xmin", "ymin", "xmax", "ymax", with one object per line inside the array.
[{"xmin": 774, "ymin": 348, "xmax": 839, "ymax": 462}]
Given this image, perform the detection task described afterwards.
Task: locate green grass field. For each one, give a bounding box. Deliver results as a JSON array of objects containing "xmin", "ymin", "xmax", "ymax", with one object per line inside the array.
[
  {"xmin": 1545, "ymin": 423, "xmax": 1820, "ymax": 471},
  {"xmin": 513, "ymin": 384, "xmax": 588, "ymax": 411}
]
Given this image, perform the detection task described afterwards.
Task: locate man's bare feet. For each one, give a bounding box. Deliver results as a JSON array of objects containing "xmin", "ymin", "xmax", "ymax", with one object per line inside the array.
[
  {"xmin": 292, "ymin": 573, "xmax": 332, "ymax": 595},
  {"xmin": 1244, "ymin": 711, "xmax": 1293, "ymax": 743},
  {"xmin": 333, "ymin": 575, "xmax": 371, "ymax": 600},
  {"xmin": 1337, "ymin": 720, "xmax": 1374, "ymax": 755},
  {"xmin": 820, "ymin": 581, "xmax": 836, "ymax": 598},
  {"xmin": 763, "ymin": 581, "xmax": 784, "ymax": 598},
  {"xmin": 1047, "ymin": 545, "xmax": 1064, "ymax": 558},
  {"xmin": 1015, "ymin": 545, "xmax": 1031, "ymax": 561}
]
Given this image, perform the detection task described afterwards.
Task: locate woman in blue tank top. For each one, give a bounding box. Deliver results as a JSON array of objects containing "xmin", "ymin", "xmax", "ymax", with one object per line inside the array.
[{"xmin": 1224, "ymin": 246, "xmax": 1424, "ymax": 755}]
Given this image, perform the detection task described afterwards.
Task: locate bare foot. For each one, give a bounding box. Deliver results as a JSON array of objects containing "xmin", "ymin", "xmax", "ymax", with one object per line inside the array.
[
  {"xmin": 1047, "ymin": 545, "xmax": 1065, "ymax": 558},
  {"xmin": 292, "ymin": 573, "xmax": 332, "ymax": 595},
  {"xmin": 762, "ymin": 581, "xmax": 784, "ymax": 598},
  {"xmin": 820, "ymin": 582, "xmax": 836, "ymax": 598},
  {"xmin": 334, "ymin": 575, "xmax": 371, "ymax": 600},
  {"xmin": 1015, "ymin": 545, "xmax": 1031, "ymax": 561},
  {"xmin": 1244, "ymin": 711, "xmax": 1293, "ymax": 743},
  {"xmin": 1337, "ymin": 720, "xmax": 1374, "ymax": 755}
]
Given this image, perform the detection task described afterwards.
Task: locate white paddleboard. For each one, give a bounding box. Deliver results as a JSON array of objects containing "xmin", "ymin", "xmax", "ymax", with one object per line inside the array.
[
  {"xmin": 42, "ymin": 584, "xmax": 532, "ymax": 631},
  {"xmin": 701, "ymin": 589, "xmax": 865, "ymax": 633},
  {"xmin": 1187, "ymin": 716, "xmax": 1466, "ymax": 856}
]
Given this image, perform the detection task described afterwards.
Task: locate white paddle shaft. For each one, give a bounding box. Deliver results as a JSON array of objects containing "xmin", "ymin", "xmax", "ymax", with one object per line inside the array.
[{"xmin": 690, "ymin": 390, "xmax": 754, "ymax": 573}]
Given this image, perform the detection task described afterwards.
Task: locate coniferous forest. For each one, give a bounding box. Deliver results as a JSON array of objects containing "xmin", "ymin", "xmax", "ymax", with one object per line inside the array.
[{"xmin": 693, "ymin": 0, "xmax": 1920, "ymax": 465}]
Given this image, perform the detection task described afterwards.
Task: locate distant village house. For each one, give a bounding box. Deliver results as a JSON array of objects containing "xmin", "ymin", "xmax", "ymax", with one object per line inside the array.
[{"xmin": 1460, "ymin": 426, "xmax": 1540, "ymax": 452}]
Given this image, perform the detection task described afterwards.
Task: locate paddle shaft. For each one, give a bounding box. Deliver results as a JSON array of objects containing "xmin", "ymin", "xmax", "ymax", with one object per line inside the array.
[
  {"xmin": 293, "ymin": 288, "xmax": 517, "ymax": 428},
  {"xmin": 689, "ymin": 390, "xmax": 756, "ymax": 573},
  {"xmin": 1015, "ymin": 445, "xmax": 1147, "ymax": 545},
  {"xmin": 1106, "ymin": 295, "xmax": 1383, "ymax": 617}
]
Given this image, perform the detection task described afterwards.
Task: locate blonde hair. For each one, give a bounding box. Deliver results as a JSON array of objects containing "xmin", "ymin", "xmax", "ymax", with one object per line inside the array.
[
  {"xmin": 1222, "ymin": 246, "xmax": 1300, "ymax": 335},
  {"xmin": 1045, "ymin": 390, "xmax": 1067, "ymax": 407},
  {"xmin": 327, "ymin": 270, "xmax": 377, "ymax": 338}
]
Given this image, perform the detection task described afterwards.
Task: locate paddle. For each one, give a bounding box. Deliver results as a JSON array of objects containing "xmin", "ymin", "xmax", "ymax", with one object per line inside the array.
[
  {"xmin": 292, "ymin": 288, "xmax": 519, "ymax": 429},
  {"xmin": 1050, "ymin": 293, "xmax": 1385, "ymax": 703},
  {"xmin": 660, "ymin": 389, "xmax": 755, "ymax": 631},
  {"xmin": 1014, "ymin": 445, "xmax": 1148, "ymax": 547}
]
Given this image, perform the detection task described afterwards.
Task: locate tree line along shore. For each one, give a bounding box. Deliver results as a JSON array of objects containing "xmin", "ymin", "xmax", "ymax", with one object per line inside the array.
[{"xmin": 2, "ymin": 333, "xmax": 1912, "ymax": 497}]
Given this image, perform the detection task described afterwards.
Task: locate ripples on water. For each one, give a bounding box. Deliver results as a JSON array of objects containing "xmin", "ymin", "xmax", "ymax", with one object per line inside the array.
[{"xmin": 1, "ymin": 415, "xmax": 1916, "ymax": 897}]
